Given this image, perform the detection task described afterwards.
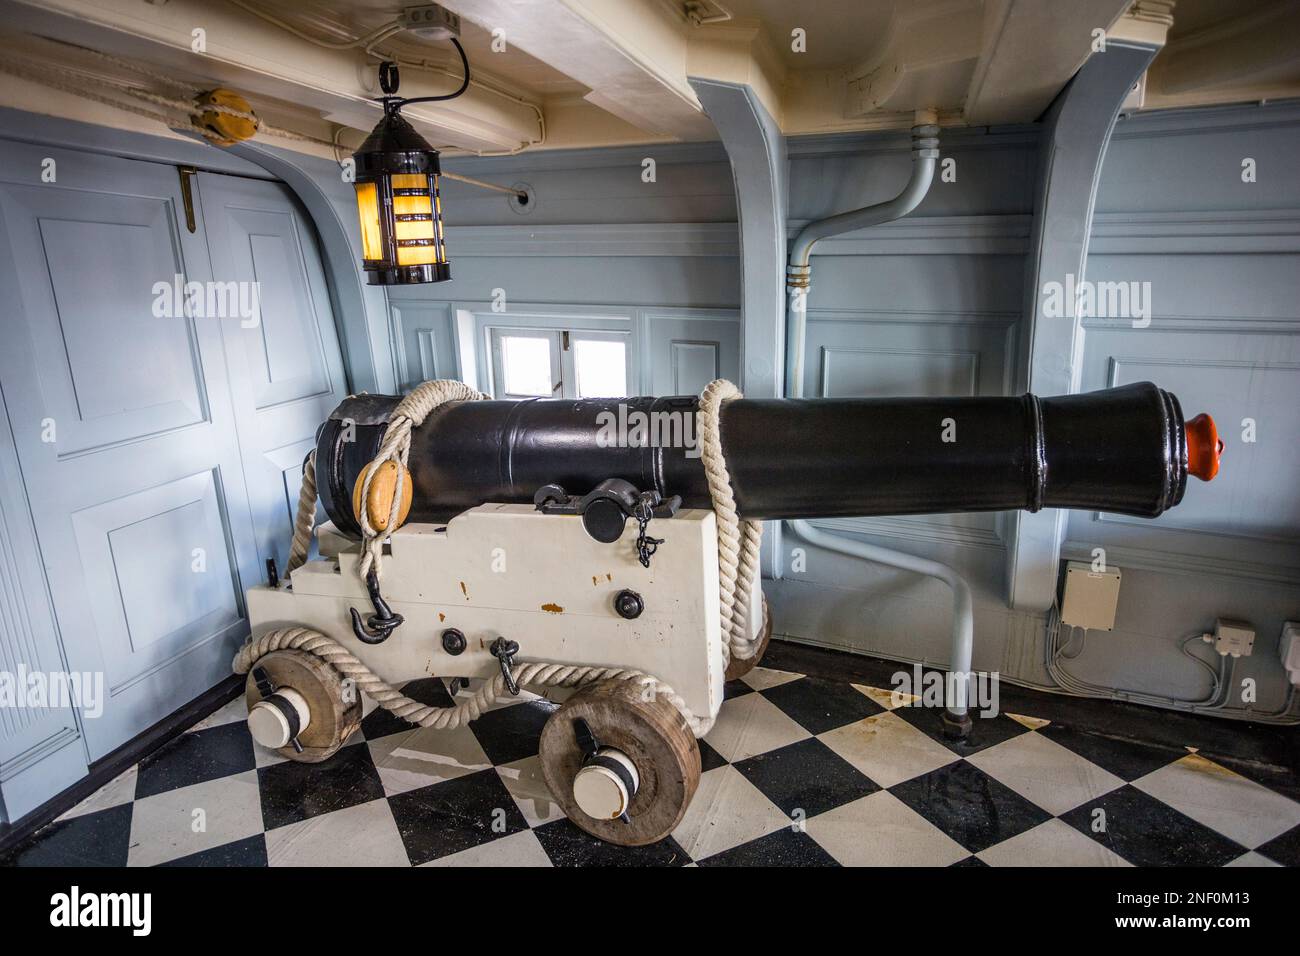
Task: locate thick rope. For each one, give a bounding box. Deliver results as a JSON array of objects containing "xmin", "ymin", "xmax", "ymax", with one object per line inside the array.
[
  {"xmin": 355, "ymin": 380, "xmax": 488, "ymax": 581},
  {"xmin": 697, "ymin": 380, "xmax": 765, "ymax": 663},
  {"xmin": 234, "ymin": 626, "xmax": 710, "ymax": 736},
  {"xmin": 0, "ymin": 53, "xmax": 342, "ymax": 150},
  {"xmin": 285, "ymin": 451, "xmax": 318, "ymax": 577}
]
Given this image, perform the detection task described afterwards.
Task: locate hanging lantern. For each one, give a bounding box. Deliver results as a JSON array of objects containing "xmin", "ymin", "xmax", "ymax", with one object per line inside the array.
[
  {"xmin": 353, "ymin": 106, "xmax": 449, "ymax": 284},
  {"xmin": 353, "ymin": 56, "xmax": 467, "ymax": 285}
]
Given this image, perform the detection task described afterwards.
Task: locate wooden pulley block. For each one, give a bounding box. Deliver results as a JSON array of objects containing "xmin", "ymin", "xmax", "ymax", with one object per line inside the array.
[
  {"xmin": 352, "ymin": 460, "xmax": 413, "ymax": 533},
  {"xmin": 194, "ymin": 89, "xmax": 257, "ymax": 146}
]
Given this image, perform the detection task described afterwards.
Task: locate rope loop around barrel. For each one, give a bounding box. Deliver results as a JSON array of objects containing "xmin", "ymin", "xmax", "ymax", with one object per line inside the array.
[
  {"xmin": 697, "ymin": 380, "xmax": 765, "ymax": 664},
  {"xmin": 355, "ymin": 380, "xmax": 487, "ymax": 581}
]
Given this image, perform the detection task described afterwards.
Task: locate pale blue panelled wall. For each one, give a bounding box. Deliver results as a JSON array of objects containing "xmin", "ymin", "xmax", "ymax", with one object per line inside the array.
[
  {"xmin": 772, "ymin": 103, "xmax": 1300, "ymax": 713},
  {"xmin": 1057, "ymin": 104, "xmax": 1300, "ymax": 707},
  {"xmin": 388, "ymin": 143, "xmax": 743, "ymax": 397}
]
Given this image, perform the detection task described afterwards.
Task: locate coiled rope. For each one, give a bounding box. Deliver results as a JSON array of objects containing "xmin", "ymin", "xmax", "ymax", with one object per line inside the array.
[{"xmin": 233, "ymin": 626, "xmax": 710, "ymax": 736}]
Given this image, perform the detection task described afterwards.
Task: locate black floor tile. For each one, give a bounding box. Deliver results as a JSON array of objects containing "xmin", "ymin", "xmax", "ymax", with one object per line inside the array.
[
  {"xmin": 699, "ymin": 737, "xmax": 728, "ymax": 773},
  {"xmin": 257, "ymin": 742, "xmax": 386, "ymax": 831},
  {"xmin": 892, "ymin": 704, "xmax": 1029, "ymax": 756},
  {"xmin": 890, "ymin": 760, "xmax": 1051, "ymax": 854},
  {"xmin": 733, "ymin": 737, "xmax": 878, "ymax": 818},
  {"xmin": 950, "ymin": 855, "xmax": 988, "ymax": 867},
  {"xmin": 134, "ymin": 720, "xmax": 256, "ymax": 799},
  {"xmin": 159, "ymin": 834, "xmax": 268, "ymax": 867},
  {"xmin": 1059, "ymin": 785, "xmax": 1247, "ymax": 867},
  {"xmin": 697, "ymin": 827, "xmax": 838, "ymax": 867},
  {"xmin": 1041, "ymin": 724, "xmax": 1185, "ymax": 782},
  {"xmin": 387, "ymin": 769, "xmax": 529, "ymax": 865},
  {"xmin": 760, "ymin": 675, "xmax": 883, "ymax": 735},
  {"xmin": 723, "ymin": 679, "xmax": 754, "ymax": 700},
  {"xmin": 361, "ymin": 678, "xmax": 455, "ymax": 741},
  {"xmin": 468, "ymin": 698, "xmax": 557, "ymax": 765},
  {"xmin": 1255, "ymin": 822, "xmax": 1300, "ymax": 867},
  {"xmin": 4, "ymin": 803, "xmax": 134, "ymax": 867},
  {"xmin": 532, "ymin": 818, "xmax": 689, "ymax": 866}
]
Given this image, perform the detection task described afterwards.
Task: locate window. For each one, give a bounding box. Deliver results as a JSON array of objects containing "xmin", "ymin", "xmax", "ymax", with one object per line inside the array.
[
  {"xmin": 573, "ymin": 337, "xmax": 628, "ymax": 398},
  {"xmin": 489, "ymin": 327, "xmax": 631, "ymax": 399},
  {"xmin": 501, "ymin": 334, "xmax": 555, "ymax": 397}
]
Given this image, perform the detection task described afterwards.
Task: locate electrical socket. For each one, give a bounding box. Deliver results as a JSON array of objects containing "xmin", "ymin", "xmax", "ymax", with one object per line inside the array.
[
  {"xmin": 1279, "ymin": 622, "xmax": 1300, "ymax": 686},
  {"xmin": 1212, "ymin": 618, "xmax": 1255, "ymax": 658}
]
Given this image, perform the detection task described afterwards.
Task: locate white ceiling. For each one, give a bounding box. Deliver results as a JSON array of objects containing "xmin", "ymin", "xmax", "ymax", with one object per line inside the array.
[{"xmin": 0, "ymin": 0, "xmax": 1295, "ymax": 155}]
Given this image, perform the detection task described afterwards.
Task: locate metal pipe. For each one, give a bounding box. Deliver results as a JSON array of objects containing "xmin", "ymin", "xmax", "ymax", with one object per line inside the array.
[
  {"xmin": 785, "ymin": 112, "xmax": 940, "ymax": 398},
  {"xmin": 778, "ymin": 110, "xmax": 975, "ymax": 714},
  {"xmin": 788, "ymin": 519, "xmax": 974, "ymax": 723}
]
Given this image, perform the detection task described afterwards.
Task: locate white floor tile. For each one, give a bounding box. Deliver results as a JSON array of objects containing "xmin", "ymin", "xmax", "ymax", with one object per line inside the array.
[
  {"xmin": 855, "ymin": 684, "xmax": 917, "ymax": 711},
  {"xmin": 57, "ymin": 766, "xmax": 138, "ymax": 822},
  {"xmin": 818, "ymin": 711, "xmax": 957, "ymax": 789},
  {"xmin": 265, "ymin": 799, "xmax": 409, "ymax": 866},
  {"xmin": 741, "ymin": 666, "xmax": 802, "ymax": 692},
  {"xmin": 1006, "ymin": 713, "xmax": 1051, "ymax": 731},
  {"xmin": 1226, "ymin": 851, "xmax": 1282, "ymax": 867},
  {"xmin": 1134, "ymin": 753, "xmax": 1300, "ymax": 849},
  {"xmin": 805, "ymin": 790, "xmax": 968, "ymax": 867},
  {"xmin": 422, "ymin": 829, "xmax": 553, "ymax": 867},
  {"xmin": 978, "ymin": 819, "xmax": 1131, "ymax": 867},
  {"xmin": 496, "ymin": 755, "xmax": 566, "ymax": 828},
  {"xmin": 127, "ymin": 770, "xmax": 263, "ymax": 867},
  {"xmin": 253, "ymin": 740, "xmax": 288, "ymax": 768},
  {"xmin": 672, "ymin": 765, "xmax": 789, "ymax": 860},
  {"xmin": 703, "ymin": 692, "xmax": 810, "ymax": 763},
  {"xmin": 189, "ymin": 697, "xmax": 249, "ymax": 732},
  {"xmin": 368, "ymin": 724, "xmax": 492, "ymax": 796},
  {"xmin": 966, "ymin": 731, "xmax": 1124, "ymax": 815}
]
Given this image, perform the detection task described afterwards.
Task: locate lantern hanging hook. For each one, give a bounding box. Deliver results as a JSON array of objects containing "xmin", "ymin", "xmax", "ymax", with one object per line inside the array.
[{"xmin": 372, "ymin": 39, "xmax": 471, "ymax": 114}]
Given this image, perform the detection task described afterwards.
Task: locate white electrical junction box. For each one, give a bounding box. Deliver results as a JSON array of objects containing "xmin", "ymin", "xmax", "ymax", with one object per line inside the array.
[{"xmin": 1060, "ymin": 561, "xmax": 1122, "ymax": 631}]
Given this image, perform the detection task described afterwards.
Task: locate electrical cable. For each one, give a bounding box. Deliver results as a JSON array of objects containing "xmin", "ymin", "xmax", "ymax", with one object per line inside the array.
[
  {"xmin": 1040, "ymin": 604, "xmax": 1297, "ymax": 723},
  {"xmin": 219, "ymin": 0, "xmax": 545, "ymax": 151},
  {"xmin": 387, "ymin": 38, "xmax": 469, "ymax": 105},
  {"xmin": 225, "ymin": 0, "xmax": 405, "ymax": 50}
]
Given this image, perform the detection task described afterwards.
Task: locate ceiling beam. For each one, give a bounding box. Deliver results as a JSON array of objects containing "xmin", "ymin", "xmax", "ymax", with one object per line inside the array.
[
  {"xmin": 964, "ymin": 0, "xmax": 1135, "ymax": 126},
  {"xmin": 437, "ymin": 0, "xmax": 716, "ymax": 140},
  {"xmin": 1151, "ymin": 0, "xmax": 1300, "ymax": 98},
  {"xmin": 0, "ymin": 0, "xmax": 544, "ymax": 152}
]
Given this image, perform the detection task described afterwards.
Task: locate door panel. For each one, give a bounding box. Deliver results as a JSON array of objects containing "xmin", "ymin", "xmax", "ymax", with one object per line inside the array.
[
  {"xmin": 197, "ymin": 173, "xmax": 348, "ymax": 575},
  {"xmin": 12, "ymin": 188, "xmax": 210, "ymax": 454},
  {"xmin": 0, "ymin": 141, "xmax": 261, "ymax": 758}
]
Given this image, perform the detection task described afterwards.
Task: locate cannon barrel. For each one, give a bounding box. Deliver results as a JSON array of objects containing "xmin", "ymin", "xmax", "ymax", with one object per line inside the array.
[{"xmin": 316, "ymin": 382, "xmax": 1217, "ymax": 537}]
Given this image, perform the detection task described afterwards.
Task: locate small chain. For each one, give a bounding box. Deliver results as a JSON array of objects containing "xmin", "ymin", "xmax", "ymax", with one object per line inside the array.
[{"xmin": 633, "ymin": 499, "xmax": 664, "ymax": 569}]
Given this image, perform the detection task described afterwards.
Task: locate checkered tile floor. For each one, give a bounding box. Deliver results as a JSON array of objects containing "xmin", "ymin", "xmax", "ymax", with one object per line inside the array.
[{"xmin": 5, "ymin": 645, "xmax": 1300, "ymax": 867}]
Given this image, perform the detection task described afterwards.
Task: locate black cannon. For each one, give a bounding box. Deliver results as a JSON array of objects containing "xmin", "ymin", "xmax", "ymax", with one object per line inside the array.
[{"xmin": 315, "ymin": 381, "xmax": 1220, "ymax": 535}]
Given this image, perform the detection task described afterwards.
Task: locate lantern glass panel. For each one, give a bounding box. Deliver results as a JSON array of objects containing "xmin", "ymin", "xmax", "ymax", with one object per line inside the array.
[{"xmin": 354, "ymin": 181, "xmax": 384, "ymax": 261}]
